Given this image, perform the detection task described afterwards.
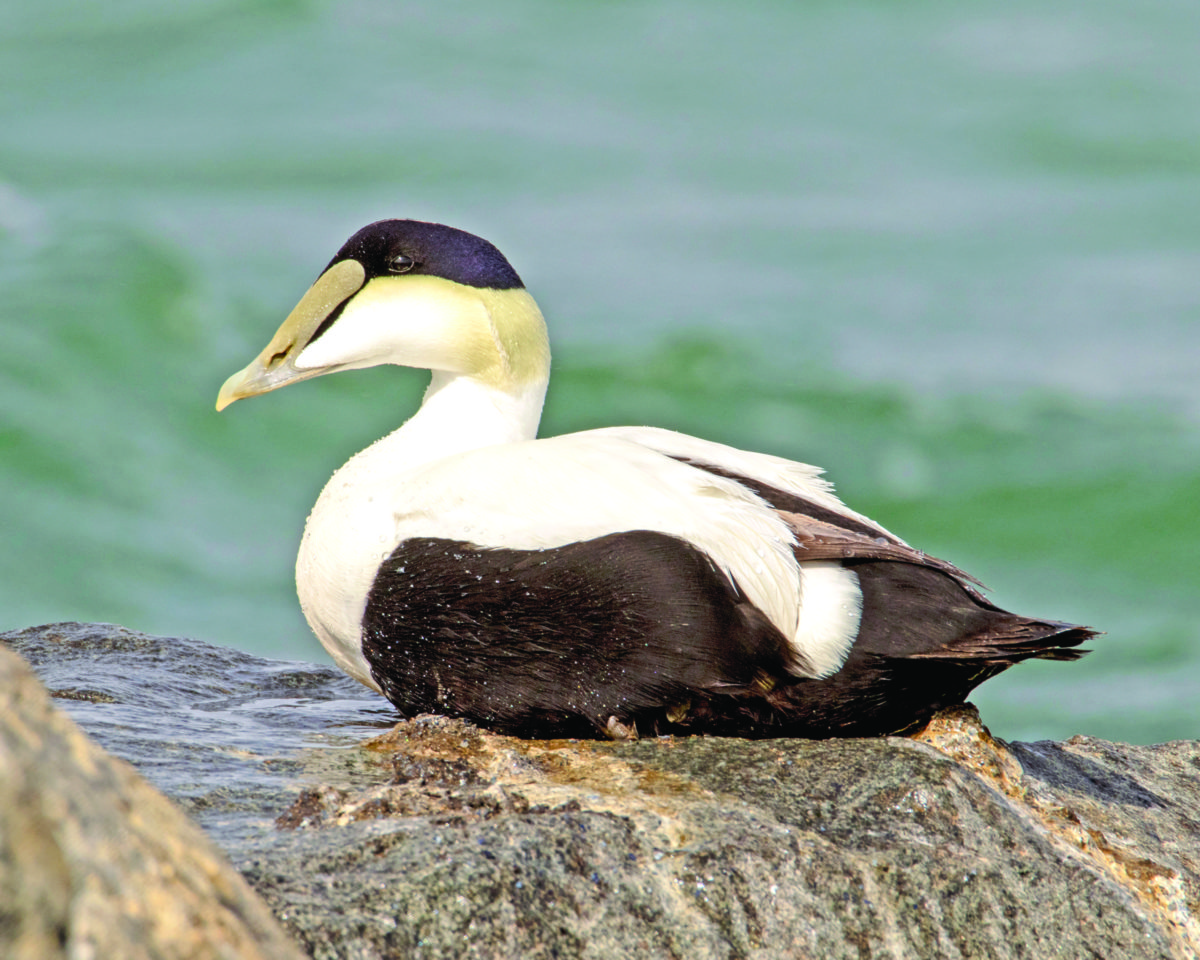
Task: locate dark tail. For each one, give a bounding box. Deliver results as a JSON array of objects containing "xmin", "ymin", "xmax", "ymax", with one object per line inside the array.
[{"xmin": 908, "ymin": 617, "xmax": 1097, "ymax": 666}]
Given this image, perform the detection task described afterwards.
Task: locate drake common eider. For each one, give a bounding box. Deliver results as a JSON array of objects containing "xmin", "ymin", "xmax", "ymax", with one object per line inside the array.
[{"xmin": 217, "ymin": 219, "xmax": 1093, "ymax": 740}]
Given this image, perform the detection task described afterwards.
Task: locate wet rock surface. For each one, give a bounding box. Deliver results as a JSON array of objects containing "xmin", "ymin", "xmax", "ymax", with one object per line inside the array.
[
  {"xmin": 3, "ymin": 621, "xmax": 1198, "ymax": 960},
  {"xmin": 0, "ymin": 640, "xmax": 306, "ymax": 960}
]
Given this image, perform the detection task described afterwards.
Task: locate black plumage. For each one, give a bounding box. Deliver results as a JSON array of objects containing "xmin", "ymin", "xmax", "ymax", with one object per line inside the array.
[{"xmin": 362, "ymin": 531, "xmax": 795, "ymax": 739}]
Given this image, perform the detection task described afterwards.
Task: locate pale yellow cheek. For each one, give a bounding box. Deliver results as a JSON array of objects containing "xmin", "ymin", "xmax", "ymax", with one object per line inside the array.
[
  {"xmin": 479, "ymin": 287, "xmax": 552, "ymax": 387},
  {"xmin": 294, "ymin": 275, "xmax": 492, "ymax": 375},
  {"xmin": 250, "ymin": 271, "xmax": 552, "ymax": 391}
]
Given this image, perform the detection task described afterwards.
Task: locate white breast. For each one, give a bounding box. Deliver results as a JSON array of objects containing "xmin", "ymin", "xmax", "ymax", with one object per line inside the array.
[{"xmin": 297, "ymin": 426, "xmax": 866, "ymax": 688}]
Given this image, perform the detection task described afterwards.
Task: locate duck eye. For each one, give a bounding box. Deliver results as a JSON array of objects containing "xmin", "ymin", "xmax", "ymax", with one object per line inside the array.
[{"xmin": 387, "ymin": 253, "xmax": 417, "ymax": 275}]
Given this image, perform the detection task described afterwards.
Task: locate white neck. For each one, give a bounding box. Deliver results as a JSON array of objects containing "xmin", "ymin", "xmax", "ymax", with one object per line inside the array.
[{"xmin": 369, "ymin": 368, "xmax": 548, "ymax": 471}]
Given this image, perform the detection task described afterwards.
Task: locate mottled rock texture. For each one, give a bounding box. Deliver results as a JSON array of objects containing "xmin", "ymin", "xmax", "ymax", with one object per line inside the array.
[
  {"xmin": 3, "ymin": 622, "xmax": 1198, "ymax": 960},
  {"xmin": 0, "ymin": 642, "xmax": 306, "ymax": 960}
]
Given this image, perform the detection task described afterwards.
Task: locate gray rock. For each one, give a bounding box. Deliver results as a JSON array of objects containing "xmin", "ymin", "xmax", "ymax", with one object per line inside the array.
[
  {"xmin": 3, "ymin": 622, "xmax": 1198, "ymax": 960},
  {"xmin": 0, "ymin": 641, "xmax": 307, "ymax": 960}
]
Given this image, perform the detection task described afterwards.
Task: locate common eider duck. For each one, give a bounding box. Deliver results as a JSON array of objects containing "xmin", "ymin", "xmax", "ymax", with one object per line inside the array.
[{"xmin": 217, "ymin": 219, "xmax": 1093, "ymax": 740}]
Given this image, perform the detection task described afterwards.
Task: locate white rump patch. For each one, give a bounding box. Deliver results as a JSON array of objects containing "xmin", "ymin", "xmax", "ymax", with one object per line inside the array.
[{"xmin": 793, "ymin": 561, "xmax": 862, "ymax": 678}]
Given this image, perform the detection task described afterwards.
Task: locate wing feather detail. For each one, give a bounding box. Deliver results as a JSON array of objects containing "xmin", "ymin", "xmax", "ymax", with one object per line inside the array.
[{"xmin": 777, "ymin": 510, "xmax": 988, "ymax": 594}]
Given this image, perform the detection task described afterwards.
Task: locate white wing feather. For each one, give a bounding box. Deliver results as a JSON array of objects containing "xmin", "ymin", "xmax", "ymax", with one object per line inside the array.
[
  {"xmin": 587, "ymin": 425, "xmax": 903, "ymax": 543},
  {"xmin": 387, "ymin": 434, "xmax": 804, "ymax": 637}
]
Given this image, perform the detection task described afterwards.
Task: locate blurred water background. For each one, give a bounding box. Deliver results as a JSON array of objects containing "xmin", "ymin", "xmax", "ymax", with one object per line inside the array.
[{"xmin": 2, "ymin": 0, "xmax": 1197, "ymax": 743}]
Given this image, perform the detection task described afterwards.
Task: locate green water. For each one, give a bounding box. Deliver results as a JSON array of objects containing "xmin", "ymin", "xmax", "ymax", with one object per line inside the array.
[{"xmin": 2, "ymin": 0, "xmax": 1197, "ymax": 743}]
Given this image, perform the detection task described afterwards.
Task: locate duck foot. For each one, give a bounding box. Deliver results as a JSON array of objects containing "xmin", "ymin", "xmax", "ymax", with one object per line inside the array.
[{"xmin": 605, "ymin": 716, "xmax": 639, "ymax": 741}]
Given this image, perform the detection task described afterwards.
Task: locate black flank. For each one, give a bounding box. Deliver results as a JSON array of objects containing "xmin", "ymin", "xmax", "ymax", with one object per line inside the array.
[{"xmin": 361, "ymin": 531, "xmax": 795, "ymax": 738}]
